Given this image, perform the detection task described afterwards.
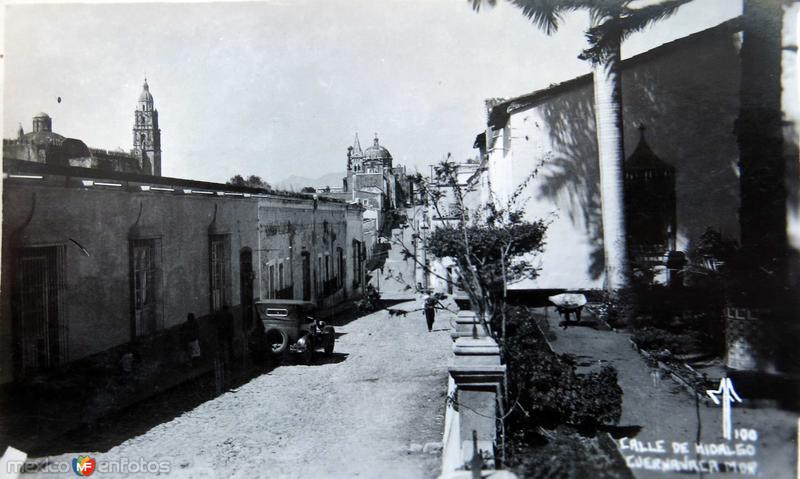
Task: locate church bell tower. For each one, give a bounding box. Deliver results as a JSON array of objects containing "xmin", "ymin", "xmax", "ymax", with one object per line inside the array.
[{"xmin": 132, "ymin": 78, "xmax": 162, "ymax": 176}]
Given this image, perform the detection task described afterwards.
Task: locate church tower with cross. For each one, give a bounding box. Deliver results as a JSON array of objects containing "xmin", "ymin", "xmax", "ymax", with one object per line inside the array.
[{"xmin": 132, "ymin": 78, "xmax": 162, "ymax": 176}]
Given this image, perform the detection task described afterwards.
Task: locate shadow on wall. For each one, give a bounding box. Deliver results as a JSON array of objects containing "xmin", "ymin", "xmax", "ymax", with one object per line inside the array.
[
  {"xmin": 538, "ymin": 87, "xmax": 605, "ymax": 281},
  {"xmin": 536, "ymin": 31, "xmax": 741, "ymax": 278},
  {"xmin": 621, "ymin": 41, "xmax": 741, "ymax": 255}
]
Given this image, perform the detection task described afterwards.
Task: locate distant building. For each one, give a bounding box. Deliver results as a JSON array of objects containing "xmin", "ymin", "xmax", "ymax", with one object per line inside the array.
[
  {"xmin": 422, "ymin": 157, "xmax": 485, "ymax": 295},
  {"xmin": 3, "ymin": 79, "xmax": 162, "ymax": 176},
  {"xmin": 132, "ymin": 79, "xmax": 162, "ymax": 176},
  {"xmin": 320, "ymin": 133, "xmax": 416, "ymax": 232}
]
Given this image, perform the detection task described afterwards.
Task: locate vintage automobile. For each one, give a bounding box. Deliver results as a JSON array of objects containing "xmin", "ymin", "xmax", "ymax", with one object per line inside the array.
[{"xmin": 249, "ymin": 300, "xmax": 335, "ymax": 364}]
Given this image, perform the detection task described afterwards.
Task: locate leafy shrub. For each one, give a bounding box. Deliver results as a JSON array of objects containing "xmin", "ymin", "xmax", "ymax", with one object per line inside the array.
[
  {"xmin": 632, "ymin": 327, "xmax": 705, "ymax": 356},
  {"xmin": 503, "ymin": 307, "xmax": 622, "ymax": 429},
  {"xmin": 508, "ymin": 427, "xmax": 631, "ymax": 479},
  {"xmin": 595, "ymin": 288, "xmax": 637, "ymax": 329},
  {"xmin": 597, "ymin": 280, "xmax": 725, "ymax": 356}
]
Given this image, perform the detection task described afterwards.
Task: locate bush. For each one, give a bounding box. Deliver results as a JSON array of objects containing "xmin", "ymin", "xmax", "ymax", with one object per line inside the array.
[
  {"xmin": 595, "ymin": 288, "xmax": 637, "ymax": 329},
  {"xmin": 596, "ymin": 279, "xmax": 725, "ymax": 356},
  {"xmin": 503, "ymin": 307, "xmax": 622, "ymax": 429},
  {"xmin": 508, "ymin": 427, "xmax": 631, "ymax": 479},
  {"xmin": 632, "ymin": 327, "xmax": 706, "ymax": 356}
]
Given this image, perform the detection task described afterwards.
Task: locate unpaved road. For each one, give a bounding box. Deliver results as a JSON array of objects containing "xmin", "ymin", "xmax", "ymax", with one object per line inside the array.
[{"xmin": 27, "ymin": 300, "xmax": 454, "ymax": 478}]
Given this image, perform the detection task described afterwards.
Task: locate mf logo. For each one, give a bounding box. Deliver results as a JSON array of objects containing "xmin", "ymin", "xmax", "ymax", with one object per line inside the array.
[{"xmin": 72, "ymin": 456, "xmax": 96, "ymax": 476}]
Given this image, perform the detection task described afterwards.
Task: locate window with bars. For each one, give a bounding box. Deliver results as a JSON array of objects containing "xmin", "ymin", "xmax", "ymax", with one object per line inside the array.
[
  {"xmin": 130, "ymin": 239, "xmax": 161, "ymax": 338},
  {"xmin": 15, "ymin": 245, "xmax": 66, "ymax": 375},
  {"xmin": 209, "ymin": 235, "xmax": 231, "ymax": 312}
]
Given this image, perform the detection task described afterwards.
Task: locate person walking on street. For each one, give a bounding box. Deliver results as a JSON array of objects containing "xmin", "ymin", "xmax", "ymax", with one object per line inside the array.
[{"xmin": 424, "ymin": 294, "xmax": 437, "ymax": 332}]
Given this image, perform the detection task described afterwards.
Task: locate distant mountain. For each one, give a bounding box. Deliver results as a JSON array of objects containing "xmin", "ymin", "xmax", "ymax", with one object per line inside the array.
[{"xmin": 275, "ymin": 172, "xmax": 345, "ymax": 191}]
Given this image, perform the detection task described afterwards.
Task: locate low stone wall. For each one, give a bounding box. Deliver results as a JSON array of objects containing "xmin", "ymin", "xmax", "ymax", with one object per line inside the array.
[{"xmin": 439, "ymin": 310, "xmax": 516, "ymax": 479}]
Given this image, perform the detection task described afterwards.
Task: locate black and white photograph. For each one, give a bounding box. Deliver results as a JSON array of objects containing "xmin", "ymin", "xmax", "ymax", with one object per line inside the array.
[{"xmin": 0, "ymin": 0, "xmax": 799, "ymax": 477}]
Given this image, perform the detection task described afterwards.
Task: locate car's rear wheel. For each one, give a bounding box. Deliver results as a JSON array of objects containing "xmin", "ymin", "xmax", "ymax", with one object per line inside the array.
[{"xmin": 266, "ymin": 329, "xmax": 289, "ymax": 355}]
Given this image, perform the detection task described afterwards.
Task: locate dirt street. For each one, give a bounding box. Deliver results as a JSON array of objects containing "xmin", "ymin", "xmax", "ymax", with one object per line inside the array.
[{"xmin": 26, "ymin": 300, "xmax": 454, "ymax": 478}]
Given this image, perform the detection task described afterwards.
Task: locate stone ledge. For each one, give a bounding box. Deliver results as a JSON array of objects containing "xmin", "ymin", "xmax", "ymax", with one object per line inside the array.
[
  {"xmin": 449, "ymin": 364, "xmax": 506, "ymax": 385},
  {"xmin": 453, "ymin": 344, "xmax": 500, "ymax": 354},
  {"xmin": 456, "ymin": 313, "xmax": 479, "ymax": 324},
  {"xmin": 453, "ymin": 337, "xmax": 497, "ymax": 348},
  {"xmin": 453, "ymin": 337, "xmax": 500, "ymax": 355},
  {"xmin": 451, "ymin": 330, "xmax": 480, "ymax": 340}
]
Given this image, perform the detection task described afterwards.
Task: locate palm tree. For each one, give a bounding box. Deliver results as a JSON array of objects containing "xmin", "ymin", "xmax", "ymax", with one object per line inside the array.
[{"xmin": 471, "ymin": 0, "xmax": 689, "ymax": 290}]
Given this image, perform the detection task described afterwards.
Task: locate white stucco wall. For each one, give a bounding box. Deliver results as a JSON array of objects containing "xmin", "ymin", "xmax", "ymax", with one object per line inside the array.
[{"xmin": 486, "ymin": 21, "xmax": 742, "ymax": 291}]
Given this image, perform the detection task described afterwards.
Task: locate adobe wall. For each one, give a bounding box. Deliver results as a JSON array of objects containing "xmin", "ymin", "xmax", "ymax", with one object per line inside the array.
[{"xmin": 1, "ymin": 176, "xmax": 362, "ymax": 384}]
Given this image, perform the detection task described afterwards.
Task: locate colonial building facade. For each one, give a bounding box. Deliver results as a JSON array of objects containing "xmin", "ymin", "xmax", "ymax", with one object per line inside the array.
[{"xmin": 0, "ymin": 164, "xmax": 365, "ymax": 385}]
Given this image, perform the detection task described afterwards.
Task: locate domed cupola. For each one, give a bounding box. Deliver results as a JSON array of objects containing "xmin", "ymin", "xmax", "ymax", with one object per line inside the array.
[
  {"xmin": 138, "ymin": 79, "xmax": 154, "ymax": 110},
  {"xmin": 32, "ymin": 112, "xmax": 52, "ymax": 133},
  {"xmin": 363, "ymin": 134, "xmax": 393, "ymax": 168}
]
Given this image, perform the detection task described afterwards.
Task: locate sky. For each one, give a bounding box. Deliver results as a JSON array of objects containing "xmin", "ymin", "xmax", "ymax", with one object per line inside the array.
[{"xmin": 2, "ymin": 0, "xmax": 740, "ymax": 185}]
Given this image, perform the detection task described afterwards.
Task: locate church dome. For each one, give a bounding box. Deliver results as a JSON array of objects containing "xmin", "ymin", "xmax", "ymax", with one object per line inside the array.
[
  {"xmin": 33, "ymin": 112, "xmax": 50, "ymax": 119},
  {"xmin": 138, "ymin": 79, "xmax": 153, "ymax": 103},
  {"xmin": 363, "ymin": 136, "xmax": 393, "ymax": 165}
]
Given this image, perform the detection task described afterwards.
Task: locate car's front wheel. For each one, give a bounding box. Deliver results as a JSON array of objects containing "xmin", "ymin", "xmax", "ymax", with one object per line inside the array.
[{"xmin": 324, "ymin": 332, "xmax": 335, "ymax": 355}]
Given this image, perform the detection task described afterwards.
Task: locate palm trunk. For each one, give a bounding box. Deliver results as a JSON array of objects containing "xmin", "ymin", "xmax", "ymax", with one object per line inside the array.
[
  {"xmin": 592, "ymin": 32, "xmax": 629, "ymax": 291},
  {"xmin": 737, "ymin": 0, "xmax": 785, "ymax": 287}
]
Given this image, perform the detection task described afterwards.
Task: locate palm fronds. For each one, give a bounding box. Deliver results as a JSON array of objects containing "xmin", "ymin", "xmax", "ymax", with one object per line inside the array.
[
  {"xmin": 580, "ymin": 0, "xmax": 692, "ymax": 63},
  {"xmin": 469, "ymin": 0, "xmax": 690, "ymax": 64}
]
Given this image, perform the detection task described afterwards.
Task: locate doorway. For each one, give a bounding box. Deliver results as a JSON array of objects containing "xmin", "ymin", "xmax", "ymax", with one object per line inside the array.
[
  {"xmin": 16, "ymin": 246, "xmax": 64, "ymax": 375},
  {"xmin": 239, "ymin": 248, "xmax": 254, "ymax": 331},
  {"xmin": 301, "ymin": 251, "xmax": 311, "ymax": 301}
]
